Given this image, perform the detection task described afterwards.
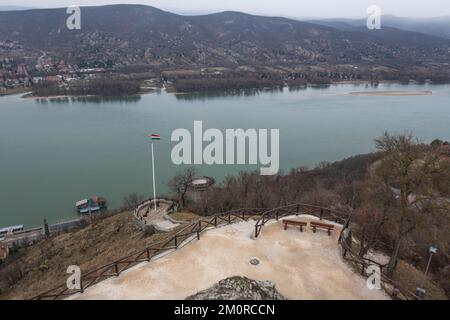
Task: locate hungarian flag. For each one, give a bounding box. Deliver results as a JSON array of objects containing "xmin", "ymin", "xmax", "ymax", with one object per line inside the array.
[{"xmin": 150, "ymin": 133, "xmax": 161, "ymax": 140}]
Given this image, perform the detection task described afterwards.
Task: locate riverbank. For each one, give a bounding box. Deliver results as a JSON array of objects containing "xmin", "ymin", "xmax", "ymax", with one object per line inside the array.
[
  {"xmin": 15, "ymin": 79, "xmax": 447, "ymax": 99},
  {"xmin": 2, "ymin": 82, "xmax": 450, "ymax": 229},
  {"xmin": 0, "ymin": 87, "xmax": 31, "ymax": 97},
  {"xmin": 21, "ymin": 87, "xmax": 157, "ymax": 100},
  {"xmin": 169, "ymin": 80, "xmax": 436, "ymax": 96},
  {"xmin": 350, "ymin": 90, "xmax": 433, "ymax": 96}
]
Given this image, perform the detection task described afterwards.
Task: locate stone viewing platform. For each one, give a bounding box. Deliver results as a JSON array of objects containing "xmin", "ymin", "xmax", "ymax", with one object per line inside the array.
[
  {"xmin": 134, "ymin": 198, "xmax": 180, "ymax": 233},
  {"xmin": 189, "ymin": 176, "xmax": 215, "ymax": 191},
  {"xmin": 69, "ymin": 216, "xmax": 389, "ymax": 300},
  {"xmin": 187, "ymin": 176, "xmax": 216, "ymax": 203}
]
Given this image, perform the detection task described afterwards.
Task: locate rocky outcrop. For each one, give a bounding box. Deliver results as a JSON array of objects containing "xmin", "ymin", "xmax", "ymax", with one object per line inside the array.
[{"xmin": 185, "ymin": 276, "xmax": 287, "ymax": 300}]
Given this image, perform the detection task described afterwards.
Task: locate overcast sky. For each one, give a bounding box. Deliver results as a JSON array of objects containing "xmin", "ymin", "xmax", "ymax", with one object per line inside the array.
[{"xmin": 2, "ymin": 0, "xmax": 450, "ymax": 18}]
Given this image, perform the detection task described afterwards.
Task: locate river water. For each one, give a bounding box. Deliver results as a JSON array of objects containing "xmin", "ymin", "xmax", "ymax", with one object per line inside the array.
[{"xmin": 1, "ymin": 83, "xmax": 449, "ymax": 227}]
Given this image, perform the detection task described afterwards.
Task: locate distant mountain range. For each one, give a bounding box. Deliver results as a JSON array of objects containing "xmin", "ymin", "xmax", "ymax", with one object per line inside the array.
[
  {"xmin": 310, "ymin": 15, "xmax": 450, "ymax": 40},
  {"xmin": 0, "ymin": 6, "xmax": 35, "ymax": 11},
  {"xmin": 0, "ymin": 5, "xmax": 449, "ymax": 69}
]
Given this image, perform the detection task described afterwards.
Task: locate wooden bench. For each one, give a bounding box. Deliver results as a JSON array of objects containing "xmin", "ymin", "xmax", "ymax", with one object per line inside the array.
[
  {"xmin": 310, "ymin": 221, "xmax": 334, "ymax": 236},
  {"xmin": 282, "ymin": 219, "xmax": 307, "ymax": 232}
]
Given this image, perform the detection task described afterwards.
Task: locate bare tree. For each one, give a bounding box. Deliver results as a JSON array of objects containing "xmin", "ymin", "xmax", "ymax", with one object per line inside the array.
[
  {"xmin": 352, "ymin": 205, "xmax": 389, "ymax": 258},
  {"xmin": 122, "ymin": 192, "xmax": 144, "ymax": 211},
  {"xmin": 169, "ymin": 167, "xmax": 197, "ymax": 208},
  {"xmin": 373, "ymin": 132, "xmax": 447, "ymax": 274},
  {"xmin": 43, "ymin": 219, "xmax": 50, "ymax": 238},
  {"xmin": 301, "ymin": 188, "xmax": 340, "ymax": 208}
]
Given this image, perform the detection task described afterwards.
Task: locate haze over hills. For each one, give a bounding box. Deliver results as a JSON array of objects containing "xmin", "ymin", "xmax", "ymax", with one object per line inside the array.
[
  {"xmin": 311, "ymin": 15, "xmax": 450, "ymax": 40},
  {"xmin": 0, "ymin": 4, "xmax": 449, "ymax": 70},
  {"xmin": 0, "ymin": 6, "xmax": 35, "ymax": 11}
]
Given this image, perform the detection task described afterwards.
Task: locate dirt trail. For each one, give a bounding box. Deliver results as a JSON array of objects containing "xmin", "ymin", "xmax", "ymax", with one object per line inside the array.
[{"xmin": 0, "ymin": 211, "xmax": 185, "ymax": 299}]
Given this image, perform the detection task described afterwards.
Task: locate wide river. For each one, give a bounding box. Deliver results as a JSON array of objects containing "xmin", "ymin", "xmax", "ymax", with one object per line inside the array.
[{"xmin": 1, "ymin": 83, "xmax": 450, "ymax": 228}]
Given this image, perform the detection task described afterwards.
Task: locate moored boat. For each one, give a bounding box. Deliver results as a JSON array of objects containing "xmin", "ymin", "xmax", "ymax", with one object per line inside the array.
[{"xmin": 76, "ymin": 196, "xmax": 107, "ymax": 214}]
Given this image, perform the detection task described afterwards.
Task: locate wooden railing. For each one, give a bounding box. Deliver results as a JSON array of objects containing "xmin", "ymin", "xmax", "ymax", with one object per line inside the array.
[
  {"xmin": 32, "ymin": 203, "xmax": 418, "ymax": 300},
  {"xmin": 338, "ymin": 226, "xmax": 420, "ymax": 300},
  {"xmin": 133, "ymin": 197, "xmax": 178, "ymax": 226},
  {"xmin": 254, "ymin": 203, "xmax": 347, "ymax": 238},
  {"xmin": 253, "ymin": 203, "xmax": 419, "ymax": 300},
  {"xmin": 32, "ymin": 207, "xmax": 267, "ymax": 300}
]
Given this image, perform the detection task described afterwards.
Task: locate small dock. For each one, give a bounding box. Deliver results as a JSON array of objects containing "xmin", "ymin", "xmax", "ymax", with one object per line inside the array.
[{"xmin": 76, "ymin": 196, "xmax": 107, "ymax": 214}]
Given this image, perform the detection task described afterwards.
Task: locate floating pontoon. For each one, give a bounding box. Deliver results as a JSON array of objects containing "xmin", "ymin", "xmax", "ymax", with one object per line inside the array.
[{"xmin": 76, "ymin": 196, "xmax": 107, "ymax": 214}]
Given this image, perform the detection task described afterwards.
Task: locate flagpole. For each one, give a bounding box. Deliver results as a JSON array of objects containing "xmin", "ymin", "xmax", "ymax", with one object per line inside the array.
[{"xmin": 151, "ymin": 142, "xmax": 157, "ymax": 211}]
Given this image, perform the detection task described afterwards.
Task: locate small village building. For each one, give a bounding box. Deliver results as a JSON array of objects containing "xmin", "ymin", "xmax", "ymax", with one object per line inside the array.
[
  {"xmin": 187, "ymin": 176, "xmax": 216, "ymax": 203},
  {"xmin": 189, "ymin": 176, "xmax": 215, "ymax": 191},
  {"xmin": 32, "ymin": 76, "xmax": 44, "ymax": 84}
]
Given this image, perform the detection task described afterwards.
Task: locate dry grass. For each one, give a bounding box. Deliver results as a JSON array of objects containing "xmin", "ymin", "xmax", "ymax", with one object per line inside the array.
[
  {"xmin": 344, "ymin": 235, "xmax": 448, "ymax": 300},
  {"xmin": 392, "ymin": 260, "xmax": 447, "ymax": 300},
  {"xmin": 0, "ymin": 211, "xmax": 185, "ymax": 300},
  {"xmin": 1, "ymin": 210, "xmax": 446, "ymax": 300},
  {"xmin": 169, "ymin": 212, "xmax": 201, "ymax": 222}
]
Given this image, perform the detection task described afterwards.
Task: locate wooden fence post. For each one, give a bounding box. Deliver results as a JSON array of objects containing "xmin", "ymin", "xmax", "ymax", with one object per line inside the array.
[
  {"xmin": 197, "ymin": 230, "xmax": 200, "ymax": 240},
  {"xmin": 320, "ymin": 209, "xmax": 323, "ymax": 220},
  {"xmin": 174, "ymin": 235, "xmax": 178, "ymax": 247},
  {"xmin": 146, "ymin": 248, "xmax": 151, "ymax": 261},
  {"xmin": 80, "ymin": 279, "xmax": 84, "ymax": 293}
]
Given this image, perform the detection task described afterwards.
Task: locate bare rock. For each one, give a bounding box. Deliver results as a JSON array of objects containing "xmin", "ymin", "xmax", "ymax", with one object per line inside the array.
[{"xmin": 185, "ymin": 276, "xmax": 287, "ymax": 300}]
